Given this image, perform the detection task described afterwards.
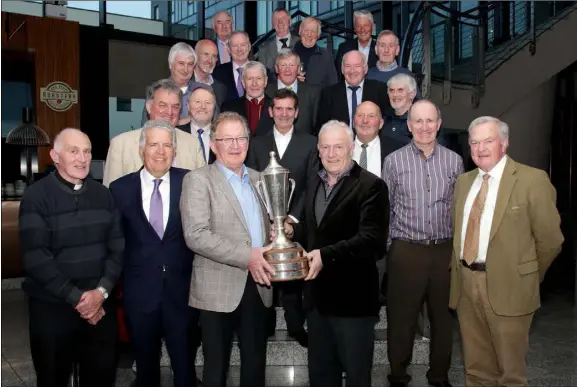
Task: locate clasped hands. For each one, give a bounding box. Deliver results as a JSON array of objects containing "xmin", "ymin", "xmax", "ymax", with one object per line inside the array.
[
  {"xmin": 248, "ymin": 220, "xmax": 323, "ymax": 287},
  {"xmin": 75, "ymin": 289, "xmax": 105, "ymax": 326}
]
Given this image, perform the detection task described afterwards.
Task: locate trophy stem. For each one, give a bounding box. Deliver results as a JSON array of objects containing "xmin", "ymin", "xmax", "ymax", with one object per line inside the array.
[{"xmin": 270, "ymin": 217, "xmax": 296, "ymax": 249}]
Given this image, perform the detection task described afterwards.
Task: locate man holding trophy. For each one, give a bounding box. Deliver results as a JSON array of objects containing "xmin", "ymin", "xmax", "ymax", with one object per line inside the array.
[{"xmin": 284, "ymin": 120, "xmax": 389, "ymax": 387}]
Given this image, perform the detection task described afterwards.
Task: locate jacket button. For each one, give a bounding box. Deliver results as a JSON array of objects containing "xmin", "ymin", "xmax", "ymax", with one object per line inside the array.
[{"xmin": 246, "ymin": 241, "xmax": 251, "ymax": 246}]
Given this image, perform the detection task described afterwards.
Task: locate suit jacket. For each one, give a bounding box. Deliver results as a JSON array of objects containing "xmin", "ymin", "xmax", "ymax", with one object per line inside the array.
[
  {"xmin": 221, "ymin": 96, "xmax": 275, "ymax": 137},
  {"xmin": 296, "ymin": 43, "xmax": 339, "ymax": 89},
  {"xmin": 265, "ymin": 81, "xmax": 321, "ymax": 135},
  {"xmin": 316, "ymin": 79, "xmax": 390, "ymax": 134},
  {"xmin": 257, "ymin": 34, "xmax": 300, "ymax": 72},
  {"xmin": 109, "ymin": 167, "xmax": 192, "ymax": 314},
  {"xmin": 449, "ymin": 158, "xmax": 564, "ymax": 316},
  {"xmin": 245, "ymin": 130, "xmax": 319, "ymax": 219},
  {"xmin": 335, "ymin": 39, "xmax": 378, "ymax": 74},
  {"xmin": 181, "ymin": 164, "xmax": 272, "ymax": 312},
  {"xmin": 213, "ymin": 62, "xmax": 242, "ymax": 104},
  {"xmin": 102, "ymin": 128, "xmax": 205, "ymax": 187},
  {"xmin": 293, "ymin": 162, "xmax": 389, "ymax": 317},
  {"xmin": 177, "ymin": 123, "xmax": 217, "ymax": 164}
]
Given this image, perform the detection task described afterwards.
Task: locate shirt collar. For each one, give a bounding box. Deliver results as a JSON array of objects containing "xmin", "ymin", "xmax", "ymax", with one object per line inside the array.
[
  {"xmin": 278, "ymin": 79, "xmax": 298, "ymax": 91},
  {"xmin": 410, "ymin": 140, "xmax": 438, "ymax": 158},
  {"xmin": 216, "ymin": 160, "xmax": 249, "ymax": 182},
  {"xmin": 246, "ymin": 95, "xmax": 265, "ymax": 103},
  {"xmin": 357, "ymin": 39, "xmax": 372, "ymax": 49},
  {"xmin": 478, "ymin": 155, "xmax": 508, "ymax": 181},
  {"xmin": 277, "ymin": 34, "xmax": 290, "ymax": 43},
  {"xmin": 355, "ymin": 135, "xmax": 379, "ymax": 148},
  {"xmin": 274, "ymin": 126, "xmax": 294, "ymax": 138},
  {"xmin": 318, "ymin": 160, "xmax": 355, "ymax": 184},
  {"xmin": 194, "ymin": 69, "xmax": 214, "ymax": 85},
  {"xmin": 141, "ymin": 168, "xmax": 170, "ymax": 185},
  {"xmin": 376, "ymin": 60, "xmax": 399, "ymax": 72},
  {"xmin": 233, "ymin": 61, "xmax": 247, "ymax": 71},
  {"xmin": 345, "ymin": 79, "xmax": 365, "ymax": 90},
  {"xmin": 55, "ymin": 170, "xmax": 83, "ymax": 191},
  {"xmin": 190, "ymin": 121, "xmax": 211, "ymax": 134}
]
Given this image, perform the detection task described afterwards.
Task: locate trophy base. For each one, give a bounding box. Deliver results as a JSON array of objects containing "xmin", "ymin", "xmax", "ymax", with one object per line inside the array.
[{"xmin": 264, "ymin": 246, "xmax": 308, "ymax": 282}]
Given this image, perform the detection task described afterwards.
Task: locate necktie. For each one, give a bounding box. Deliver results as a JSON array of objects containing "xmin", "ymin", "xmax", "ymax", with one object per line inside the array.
[
  {"xmin": 197, "ymin": 128, "xmax": 207, "ymax": 163},
  {"xmin": 236, "ymin": 67, "xmax": 244, "ymax": 97},
  {"xmin": 149, "ymin": 179, "xmax": 164, "ymax": 239},
  {"xmin": 462, "ymin": 174, "xmax": 490, "ymax": 264},
  {"xmin": 220, "ymin": 40, "xmax": 230, "ymax": 63},
  {"xmin": 280, "ymin": 38, "xmax": 288, "ymax": 48},
  {"xmin": 359, "ymin": 143, "xmax": 368, "ymax": 170},
  {"xmin": 349, "ymin": 86, "xmax": 360, "ymax": 121}
]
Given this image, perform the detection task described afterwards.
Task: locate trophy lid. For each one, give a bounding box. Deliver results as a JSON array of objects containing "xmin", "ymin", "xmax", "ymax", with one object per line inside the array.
[{"xmin": 262, "ymin": 151, "xmax": 289, "ymax": 175}]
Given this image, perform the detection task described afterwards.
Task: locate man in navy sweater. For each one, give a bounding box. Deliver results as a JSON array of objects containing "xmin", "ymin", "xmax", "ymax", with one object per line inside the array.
[
  {"xmin": 19, "ymin": 128, "xmax": 124, "ymax": 387},
  {"xmin": 109, "ymin": 120, "xmax": 199, "ymax": 387}
]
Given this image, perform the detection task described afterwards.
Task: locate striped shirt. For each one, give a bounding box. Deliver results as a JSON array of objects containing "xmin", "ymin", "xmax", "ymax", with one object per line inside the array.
[{"xmin": 382, "ymin": 141, "xmax": 464, "ymax": 243}]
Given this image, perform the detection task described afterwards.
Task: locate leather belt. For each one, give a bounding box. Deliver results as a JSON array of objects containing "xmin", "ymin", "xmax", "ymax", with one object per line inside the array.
[
  {"xmin": 461, "ymin": 260, "xmax": 486, "ymax": 272},
  {"xmin": 396, "ymin": 238, "xmax": 452, "ymax": 246}
]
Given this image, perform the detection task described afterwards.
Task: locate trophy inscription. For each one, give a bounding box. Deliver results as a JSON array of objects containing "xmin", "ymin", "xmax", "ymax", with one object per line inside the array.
[{"xmin": 255, "ymin": 151, "xmax": 308, "ymax": 282}]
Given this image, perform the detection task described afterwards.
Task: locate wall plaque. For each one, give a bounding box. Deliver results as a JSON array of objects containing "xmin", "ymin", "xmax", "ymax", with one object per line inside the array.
[{"xmin": 40, "ymin": 81, "xmax": 78, "ymax": 112}]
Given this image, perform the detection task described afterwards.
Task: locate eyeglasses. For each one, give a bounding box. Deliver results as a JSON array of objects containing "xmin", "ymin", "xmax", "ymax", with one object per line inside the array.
[{"xmin": 215, "ymin": 137, "xmax": 249, "ymax": 147}]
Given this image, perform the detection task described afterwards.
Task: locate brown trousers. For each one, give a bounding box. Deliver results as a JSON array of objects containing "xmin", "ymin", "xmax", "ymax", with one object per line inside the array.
[
  {"xmin": 387, "ymin": 240, "xmax": 453, "ymax": 384},
  {"xmin": 457, "ymin": 267, "xmax": 534, "ymax": 387}
]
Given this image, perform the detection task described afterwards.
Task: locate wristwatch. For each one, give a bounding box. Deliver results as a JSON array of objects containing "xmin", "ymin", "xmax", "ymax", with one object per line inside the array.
[{"xmin": 97, "ymin": 286, "xmax": 109, "ymax": 300}]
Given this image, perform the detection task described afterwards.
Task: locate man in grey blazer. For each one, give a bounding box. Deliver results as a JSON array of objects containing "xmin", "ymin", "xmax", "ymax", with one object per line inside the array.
[
  {"xmin": 180, "ymin": 111, "xmax": 274, "ymax": 387},
  {"xmin": 257, "ymin": 8, "xmax": 300, "ymax": 73}
]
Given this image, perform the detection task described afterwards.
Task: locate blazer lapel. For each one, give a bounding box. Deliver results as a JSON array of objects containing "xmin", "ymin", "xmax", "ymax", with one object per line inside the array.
[
  {"xmin": 453, "ymin": 171, "xmax": 477, "ymax": 255},
  {"xmin": 489, "ymin": 158, "xmax": 517, "ymax": 242},
  {"xmin": 280, "ymin": 133, "xmax": 298, "ymax": 162},
  {"xmin": 319, "ymin": 164, "xmax": 360, "ymax": 229},
  {"xmin": 210, "ymin": 164, "xmax": 250, "ymax": 233},
  {"xmin": 266, "ymin": 133, "xmax": 280, "ymax": 160}
]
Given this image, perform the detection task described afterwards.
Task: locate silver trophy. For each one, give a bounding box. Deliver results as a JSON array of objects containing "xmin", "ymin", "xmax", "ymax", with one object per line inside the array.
[{"xmin": 255, "ymin": 151, "xmax": 308, "ymax": 281}]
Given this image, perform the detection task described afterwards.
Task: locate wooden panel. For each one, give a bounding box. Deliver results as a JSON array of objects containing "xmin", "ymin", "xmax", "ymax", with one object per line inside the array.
[
  {"xmin": 26, "ymin": 16, "xmax": 80, "ymax": 170},
  {"xmin": 1, "ymin": 201, "xmax": 23, "ymax": 279},
  {"xmin": 1, "ymin": 12, "xmax": 28, "ymax": 50}
]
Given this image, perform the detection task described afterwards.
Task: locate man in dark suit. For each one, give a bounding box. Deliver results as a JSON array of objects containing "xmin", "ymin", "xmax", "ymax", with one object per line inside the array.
[
  {"xmin": 213, "ymin": 31, "xmax": 250, "ymax": 104},
  {"xmin": 257, "ymin": 8, "xmax": 300, "ymax": 73},
  {"xmin": 222, "ymin": 61, "xmax": 274, "ymax": 136},
  {"xmin": 109, "ymin": 120, "xmax": 200, "ymax": 387},
  {"xmin": 246, "ymin": 88, "xmax": 319, "ymax": 346},
  {"xmin": 317, "ymin": 50, "xmax": 389, "ymax": 134},
  {"xmin": 285, "ymin": 120, "xmax": 389, "ymax": 387},
  {"xmin": 193, "ymin": 39, "xmax": 228, "ymax": 110},
  {"xmin": 265, "ymin": 48, "xmax": 321, "ymax": 136},
  {"xmin": 335, "ymin": 10, "xmax": 378, "ymax": 75}
]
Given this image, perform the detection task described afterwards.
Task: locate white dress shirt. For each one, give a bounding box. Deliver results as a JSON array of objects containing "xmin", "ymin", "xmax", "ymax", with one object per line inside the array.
[
  {"xmin": 276, "ymin": 34, "xmax": 291, "ymax": 52},
  {"xmin": 353, "ymin": 135, "xmax": 381, "ymax": 177},
  {"xmin": 357, "ymin": 40, "xmax": 373, "ymax": 64},
  {"xmin": 141, "ymin": 168, "xmax": 170, "ymax": 231},
  {"xmin": 191, "ymin": 122, "xmax": 211, "ymax": 162},
  {"xmin": 345, "ymin": 80, "xmax": 364, "ymax": 128},
  {"xmin": 460, "ymin": 155, "xmax": 508, "ymax": 263},
  {"xmin": 273, "ymin": 126, "xmax": 294, "ymax": 159},
  {"xmin": 277, "ymin": 79, "xmax": 298, "ymax": 93}
]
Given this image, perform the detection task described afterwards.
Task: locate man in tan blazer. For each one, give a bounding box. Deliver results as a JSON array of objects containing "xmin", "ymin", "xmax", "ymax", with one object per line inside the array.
[
  {"xmin": 103, "ymin": 78, "xmax": 205, "ymax": 187},
  {"xmin": 180, "ymin": 111, "xmax": 274, "ymax": 387},
  {"xmin": 450, "ymin": 116, "xmax": 564, "ymax": 387}
]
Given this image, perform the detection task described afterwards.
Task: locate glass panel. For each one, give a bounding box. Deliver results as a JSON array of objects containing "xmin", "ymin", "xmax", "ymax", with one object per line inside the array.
[
  {"xmin": 1, "ymin": 81, "xmax": 33, "ymax": 137},
  {"xmin": 109, "ymin": 98, "xmax": 146, "ymax": 139},
  {"xmin": 257, "ymin": 2, "xmax": 268, "ymax": 35}
]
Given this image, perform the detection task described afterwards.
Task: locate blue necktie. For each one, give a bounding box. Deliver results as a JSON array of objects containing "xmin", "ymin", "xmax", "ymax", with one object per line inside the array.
[
  {"xmin": 349, "ymin": 86, "xmax": 360, "ymax": 121},
  {"xmin": 197, "ymin": 128, "xmax": 207, "ymax": 163}
]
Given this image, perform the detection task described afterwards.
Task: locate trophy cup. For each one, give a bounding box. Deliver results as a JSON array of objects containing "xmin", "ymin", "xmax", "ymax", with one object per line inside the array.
[{"xmin": 255, "ymin": 151, "xmax": 308, "ymax": 281}]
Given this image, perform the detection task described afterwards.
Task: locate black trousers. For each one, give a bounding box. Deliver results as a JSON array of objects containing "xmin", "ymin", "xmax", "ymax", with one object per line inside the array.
[
  {"xmin": 125, "ymin": 287, "xmax": 194, "ymax": 387},
  {"xmin": 28, "ymin": 297, "xmax": 117, "ymax": 387},
  {"xmin": 387, "ymin": 240, "xmax": 453, "ymax": 384},
  {"xmin": 307, "ymin": 308, "xmax": 376, "ymax": 387},
  {"xmin": 200, "ymin": 276, "xmax": 268, "ymax": 387},
  {"xmin": 267, "ymin": 280, "xmax": 306, "ymax": 335}
]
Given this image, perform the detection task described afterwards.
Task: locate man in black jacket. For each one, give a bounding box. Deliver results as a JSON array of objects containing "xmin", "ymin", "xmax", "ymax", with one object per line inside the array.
[
  {"xmin": 19, "ymin": 128, "xmax": 124, "ymax": 387},
  {"xmin": 285, "ymin": 120, "xmax": 389, "ymax": 387}
]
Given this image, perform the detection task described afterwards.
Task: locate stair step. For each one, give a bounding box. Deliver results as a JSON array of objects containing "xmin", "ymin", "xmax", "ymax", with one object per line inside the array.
[
  {"xmin": 274, "ymin": 306, "xmax": 387, "ymax": 331},
  {"xmin": 160, "ymin": 329, "xmax": 429, "ymax": 367}
]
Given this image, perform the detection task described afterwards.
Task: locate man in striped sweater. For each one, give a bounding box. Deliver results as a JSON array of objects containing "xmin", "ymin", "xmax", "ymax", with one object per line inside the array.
[{"xmin": 19, "ymin": 128, "xmax": 124, "ymax": 387}]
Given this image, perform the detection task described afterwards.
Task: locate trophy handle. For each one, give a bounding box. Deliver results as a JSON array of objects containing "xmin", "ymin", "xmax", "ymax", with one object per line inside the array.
[
  {"xmin": 255, "ymin": 180, "xmax": 272, "ymax": 218},
  {"xmin": 287, "ymin": 178, "xmax": 296, "ymax": 211}
]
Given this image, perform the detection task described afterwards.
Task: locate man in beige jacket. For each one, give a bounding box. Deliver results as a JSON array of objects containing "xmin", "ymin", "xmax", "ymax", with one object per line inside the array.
[
  {"xmin": 103, "ymin": 78, "xmax": 205, "ymax": 187},
  {"xmin": 450, "ymin": 116, "xmax": 563, "ymax": 387}
]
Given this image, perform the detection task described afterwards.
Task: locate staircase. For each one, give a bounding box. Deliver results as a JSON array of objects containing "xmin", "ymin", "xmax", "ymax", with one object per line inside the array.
[{"xmin": 160, "ymin": 306, "xmax": 431, "ymax": 367}]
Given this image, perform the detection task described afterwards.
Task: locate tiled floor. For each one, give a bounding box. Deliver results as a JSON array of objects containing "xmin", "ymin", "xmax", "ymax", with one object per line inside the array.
[{"xmin": 2, "ymin": 288, "xmax": 576, "ymax": 386}]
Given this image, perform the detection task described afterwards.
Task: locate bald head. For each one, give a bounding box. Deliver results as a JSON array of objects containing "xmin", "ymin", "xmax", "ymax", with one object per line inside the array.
[
  {"xmin": 50, "ymin": 128, "xmax": 92, "ymax": 184},
  {"xmin": 354, "ymin": 101, "xmax": 383, "ymax": 144},
  {"xmin": 408, "ymin": 99, "xmax": 441, "ymax": 122},
  {"xmin": 195, "ymin": 39, "xmax": 219, "ymax": 76}
]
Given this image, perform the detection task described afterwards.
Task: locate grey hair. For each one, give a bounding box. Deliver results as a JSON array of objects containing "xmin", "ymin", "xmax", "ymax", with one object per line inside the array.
[
  {"xmin": 341, "ymin": 49, "xmax": 368, "ymax": 68},
  {"xmin": 407, "ymin": 99, "xmax": 442, "ymax": 121},
  {"xmin": 318, "ymin": 120, "xmax": 354, "ymax": 144},
  {"xmin": 210, "ymin": 111, "xmax": 251, "ymax": 141},
  {"xmin": 168, "ymin": 42, "xmax": 197, "ymax": 67},
  {"xmin": 468, "ymin": 116, "xmax": 510, "ymax": 140},
  {"xmin": 376, "ymin": 29, "xmax": 399, "ymax": 45},
  {"xmin": 275, "ymin": 48, "xmax": 301, "ymax": 66},
  {"xmin": 354, "ymin": 10, "xmax": 374, "ymax": 25},
  {"xmin": 300, "ymin": 17, "xmax": 321, "ymax": 36},
  {"xmin": 387, "ymin": 73, "xmax": 417, "ymax": 93},
  {"xmin": 139, "ymin": 120, "xmax": 177, "ymax": 149},
  {"xmin": 146, "ymin": 78, "xmax": 183, "ymax": 102},
  {"xmin": 242, "ymin": 61, "xmax": 268, "ymax": 81},
  {"xmin": 53, "ymin": 128, "xmax": 90, "ymax": 152},
  {"xmin": 211, "ymin": 10, "xmax": 233, "ymax": 29},
  {"xmin": 230, "ymin": 31, "xmax": 252, "ymax": 51}
]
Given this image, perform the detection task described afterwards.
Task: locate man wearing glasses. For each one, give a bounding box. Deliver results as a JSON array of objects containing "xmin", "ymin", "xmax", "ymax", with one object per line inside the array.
[{"xmin": 180, "ymin": 112, "xmax": 273, "ymax": 387}]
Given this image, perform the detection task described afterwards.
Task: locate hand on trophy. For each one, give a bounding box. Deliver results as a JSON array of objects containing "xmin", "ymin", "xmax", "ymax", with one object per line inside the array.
[
  {"xmin": 248, "ymin": 246, "xmax": 276, "ymax": 287},
  {"xmin": 304, "ymin": 249, "xmax": 323, "ymax": 281},
  {"xmin": 283, "ymin": 221, "xmax": 294, "ymax": 239}
]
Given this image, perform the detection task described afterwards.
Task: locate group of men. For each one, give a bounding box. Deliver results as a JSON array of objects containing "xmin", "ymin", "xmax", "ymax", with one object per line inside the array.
[{"xmin": 18, "ymin": 7, "xmax": 564, "ymax": 387}]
